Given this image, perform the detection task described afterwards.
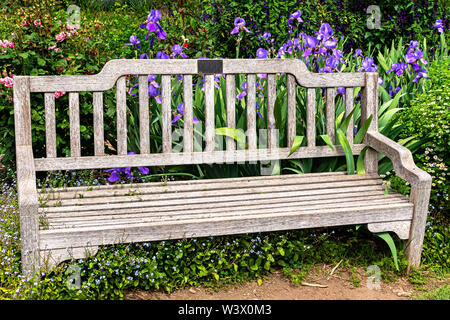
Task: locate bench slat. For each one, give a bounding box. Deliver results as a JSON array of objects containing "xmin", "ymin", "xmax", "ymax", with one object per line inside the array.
[
  {"xmin": 41, "ymin": 177, "xmax": 383, "ymax": 211},
  {"xmin": 345, "ymin": 87, "xmax": 354, "ymax": 144},
  {"xmin": 204, "ymin": 75, "xmax": 215, "ymax": 152},
  {"xmin": 286, "ymin": 74, "xmax": 296, "ymax": 147},
  {"xmin": 40, "ymin": 172, "xmax": 378, "ymax": 200},
  {"xmin": 69, "ymin": 92, "xmax": 81, "ymax": 157},
  {"xmin": 116, "ymin": 76, "xmax": 127, "ymax": 155},
  {"xmin": 246, "ymin": 74, "xmax": 257, "ymax": 150},
  {"xmin": 326, "ymin": 88, "xmax": 335, "ymax": 144},
  {"xmin": 39, "ymin": 203, "xmax": 413, "ymax": 250},
  {"xmin": 34, "ymin": 144, "xmax": 367, "ymax": 171},
  {"xmin": 183, "ymin": 75, "xmax": 194, "ymax": 153},
  {"xmin": 47, "ymin": 196, "xmax": 409, "ymax": 228},
  {"xmin": 225, "ymin": 74, "xmax": 236, "ymax": 150},
  {"xmin": 161, "ymin": 75, "xmax": 172, "ymax": 153},
  {"xmin": 44, "ymin": 192, "xmax": 405, "ymax": 221},
  {"xmin": 93, "ymin": 92, "xmax": 104, "ymax": 156},
  {"xmin": 44, "ymin": 93, "xmax": 57, "ymax": 158},
  {"xmin": 306, "ymin": 88, "xmax": 315, "ymax": 147},
  {"xmin": 138, "ymin": 75, "xmax": 150, "ymax": 154},
  {"xmin": 267, "ymin": 74, "xmax": 277, "ymax": 149}
]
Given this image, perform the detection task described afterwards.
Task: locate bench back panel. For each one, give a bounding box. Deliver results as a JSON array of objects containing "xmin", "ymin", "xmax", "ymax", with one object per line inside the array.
[{"xmin": 15, "ymin": 59, "xmax": 378, "ymax": 172}]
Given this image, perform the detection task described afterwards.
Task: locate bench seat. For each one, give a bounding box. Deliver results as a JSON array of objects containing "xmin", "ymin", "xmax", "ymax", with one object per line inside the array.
[{"xmin": 37, "ymin": 172, "xmax": 413, "ymax": 265}]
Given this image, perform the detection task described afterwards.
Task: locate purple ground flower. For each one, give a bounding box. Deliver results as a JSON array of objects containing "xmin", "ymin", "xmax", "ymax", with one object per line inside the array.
[
  {"xmin": 256, "ymin": 48, "xmax": 268, "ymax": 59},
  {"xmin": 287, "ymin": 10, "xmax": 303, "ymax": 24},
  {"xmin": 353, "ymin": 48, "xmax": 363, "ymax": 58}
]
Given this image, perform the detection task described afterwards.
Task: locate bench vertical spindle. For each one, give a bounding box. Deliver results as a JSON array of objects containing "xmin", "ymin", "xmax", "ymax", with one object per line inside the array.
[
  {"xmin": 286, "ymin": 74, "xmax": 296, "ymax": 147},
  {"xmin": 93, "ymin": 92, "xmax": 104, "ymax": 156},
  {"xmin": 345, "ymin": 87, "xmax": 354, "ymax": 145},
  {"xmin": 44, "ymin": 93, "xmax": 57, "ymax": 158},
  {"xmin": 267, "ymin": 74, "xmax": 277, "ymax": 149},
  {"xmin": 226, "ymin": 74, "xmax": 236, "ymax": 151},
  {"xmin": 138, "ymin": 75, "xmax": 150, "ymax": 154},
  {"xmin": 306, "ymin": 88, "xmax": 316, "ymax": 147},
  {"xmin": 183, "ymin": 75, "xmax": 194, "ymax": 153},
  {"xmin": 326, "ymin": 88, "xmax": 335, "ymax": 144},
  {"xmin": 69, "ymin": 92, "xmax": 81, "ymax": 157},
  {"xmin": 116, "ymin": 76, "xmax": 127, "ymax": 155},
  {"xmin": 161, "ymin": 75, "xmax": 172, "ymax": 153},
  {"xmin": 204, "ymin": 75, "xmax": 215, "ymax": 152},
  {"xmin": 246, "ymin": 74, "xmax": 257, "ymax": 150}
]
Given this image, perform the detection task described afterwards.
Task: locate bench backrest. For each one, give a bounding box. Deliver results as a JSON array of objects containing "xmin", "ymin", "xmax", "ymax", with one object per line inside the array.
[{"xmin": 13, "ymin": 59, "xmax": 379, "ymax": 172}]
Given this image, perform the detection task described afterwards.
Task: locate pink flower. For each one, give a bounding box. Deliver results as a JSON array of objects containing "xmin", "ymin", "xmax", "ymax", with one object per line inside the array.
[
  {"xmin": 54, "ymin": 91, "xmax": 65, "ymax": 98},
  {"xmin": 57, "ymin": 67, "xmax": 63, "ymax": 72},
  {"xmin": 0, "ymin": 77, "xmax": 14, "ymax": 87},
  {"xmin": 56, "ymin": 32, "xmax": 66, "ymax": 42}
]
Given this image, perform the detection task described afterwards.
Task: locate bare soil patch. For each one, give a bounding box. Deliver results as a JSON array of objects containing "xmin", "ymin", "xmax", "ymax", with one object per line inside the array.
[{"xmin": 125, "ymin": 264, "xmax": 449, "ymax": 300}]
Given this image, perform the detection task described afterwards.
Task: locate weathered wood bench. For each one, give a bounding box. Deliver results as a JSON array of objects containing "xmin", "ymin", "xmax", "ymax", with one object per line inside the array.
[{"xmin": 14, "ymin": 59, "xmax": 431, "ymax": 278}]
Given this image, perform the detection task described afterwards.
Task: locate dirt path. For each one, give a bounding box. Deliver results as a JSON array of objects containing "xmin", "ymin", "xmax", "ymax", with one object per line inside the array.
[{"xmin": 125, "ymin": 265, "xmax": 448, "ymax": 300}]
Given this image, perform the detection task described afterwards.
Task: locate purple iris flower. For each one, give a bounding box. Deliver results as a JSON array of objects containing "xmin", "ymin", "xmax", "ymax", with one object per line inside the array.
[
  {"xmin": 323, "ymin": 37, "xmax": 337, "ymax": 49},
  {"xmin": 105, "ymin": 152, "xmax": 149, "ymax": 183},
  {"xmin": 353, "ymin": 48, "xmax": 363, "ymax": 58},
  {"xmin": 171, "ymin": 44, "xmax": 188, "ymax": 58},
  {"xmin": 140, "ymin": 53, "xmax": 149, "ymax": 59},
  {"xmin": 230, "ymin": 17, "xmax": 251, "ymax": 35},
  {"xmin": 171, "ymin": 102, "xmax": 199, "ymax": 124},
  {"xmin": 139, "ymin": 10, "xmax": 167, "ymax": 40},
  {"xmin": 318, "ymin": 23, "xmax": 333, "ymax": 41},
  {"xmin": 256, "ymin": 48, "xmax": 268, "ymax": 58},
  {"xmin": 432, "ymin": 19, "xmax": 444, "ymax": 33},
  {"xmin": 123, "ymin": 35, "xmax": 141, "ymax": 49},
  {"xmin": 409, "ymin": 40, "xmax": 419, "ymax": 49},
  {"xmin": 262, "ymin": 32, "xmax": 271, "ymax": 42},
  {"xmin": 156, "ymin": 51, "xmax": 170, "ymax": 59},
  {"xmin": 336, "ymin": 87, "xmax": 345, "ymax": 95},
  {"xmin": 305, "ymin": 36, "xmax": 319, "ymax": 48},
  {"xmin": 237, "ymin": 82, "xmax": 247, "ymax": 100},
  {"xmin": 287, "ymin": 10, "xmax": 303, "ymax": 24},
  {"xmin": 358, "ymin": 56, "xmax": 378, "ymax": 72}
]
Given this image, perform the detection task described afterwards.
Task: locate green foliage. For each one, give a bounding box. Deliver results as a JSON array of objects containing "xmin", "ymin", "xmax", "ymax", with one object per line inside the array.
[
  {"xmin": 411, "ymin": 285, "xmax": 450, "ymax": 300},
  {"xmin": 397, "ymin": 57, "xmax": 450, "ymax": 217}
]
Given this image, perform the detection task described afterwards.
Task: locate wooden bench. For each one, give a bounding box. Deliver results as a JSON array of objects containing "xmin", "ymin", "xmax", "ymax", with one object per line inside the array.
[{"xmin": 13, "ymin": 59, "xmax": 431, "ymax": 278}]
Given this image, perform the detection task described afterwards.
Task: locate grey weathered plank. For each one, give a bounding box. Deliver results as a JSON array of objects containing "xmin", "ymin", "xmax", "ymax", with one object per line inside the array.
[
  {"xmin": 226, "ymin": 74, "xmax": 236, "ymax": 151},
  {"xmin": 47, "ymin": 198, "xmax": 411, "ymax": 228},
  {"xmin": 161, "ymin": 75, "xmax": 172, "ymax": 153},
  {"xmin": 345, "ymin": 87, "xmax": 354, "ymax": 144},
  {"xmin": 361, "ymin": 73, "xmax": 378, "ymax": 174},
  {"xmin": 286, "ymin": 74, "xmax": 296, "ymax": 147},
  {"xmin": 267, "ymin": 74, "xmax": 277, "ymax": 149},
  {"xmin": 13, "ymin": 76, "xmax": 40, "ymax": 278},
  {"xmin": 204, "ymin": 75, "xmax": 215, "ymax": 152},
  {"xmin": 29, "ymin": 59, "xmax": 365, "ymax": 93},
  {"xmin": 138, "ymin": 75, "xmax": 150, "ymax": 154},
  {"xmin": 326, "ymin": 88, "xmax": 335, "ymax": 144},
  {"xmin": 41, "ymin": 172, "xmax": 374, "ymax": 199},
  {"xmin": 34, "ymin": 144, "xmax": 367, "ymax": 171},
  {"xmin": 44, "ymin": 93, "xmax": 57, "ymax": 158},
  {"xmin": 183, "ymin": 75, "xmax": 194, "ymax": 153},
  {"xmin": 39, "ymin": 204, "xmax": 413, "ymax": 250},
  {"xmin": 69, "ymin": 92, "xmax": 81, "ymax": 157},
  {"xmin": 306, "ymin": 88, "xmax": 316, "ymax": 147},
  {"xmin": 116, "ymin": 76, "xmax": 127, "ymax": 155},
  {"xmin": 93, "ymin": 92, "xmax": 104, "ymax": 156},
  {"xmin": 246, "ymin": 74, "xmax": 257, "ymax": 150},
  {"xmin": 41, "ymin": 178, "xmax": 384, "ymax": 211},
  {"xmin": 41, "ymin": 173, "xmax": 381, "ymax": 202},
  {"xmin": 366, "ymin": 131, "xmax": 432, "ymax": 269}
]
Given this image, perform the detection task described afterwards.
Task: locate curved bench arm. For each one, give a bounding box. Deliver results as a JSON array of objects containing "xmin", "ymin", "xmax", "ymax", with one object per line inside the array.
[
  {"xmin": 366, "ymin": 131, "xmax": 432, "ymax": 269},
  {"xmin": 366, "ymin": 132, "xmax": 431, "ymax": 187}
]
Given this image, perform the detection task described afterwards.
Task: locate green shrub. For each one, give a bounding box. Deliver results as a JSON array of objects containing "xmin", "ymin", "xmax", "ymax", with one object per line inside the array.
[{"xmin": 398, "ymin": 56, "xmax": 450, "ymax": 217}]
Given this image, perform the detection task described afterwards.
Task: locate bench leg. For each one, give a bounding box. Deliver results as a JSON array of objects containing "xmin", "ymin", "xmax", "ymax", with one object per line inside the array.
[
  {"xmin": 405, "ymin": 184, "xmax": 431, "ymax": 272},
  {"xmin": 20, "ymin": 203, "xmax": 40, "ymax": 279}
]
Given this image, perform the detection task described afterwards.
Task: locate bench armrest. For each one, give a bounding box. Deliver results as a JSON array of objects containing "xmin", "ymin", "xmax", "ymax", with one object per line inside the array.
[{"xmin": 366, "ymin": 132, "xmax": 431, "ymax": 188}]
